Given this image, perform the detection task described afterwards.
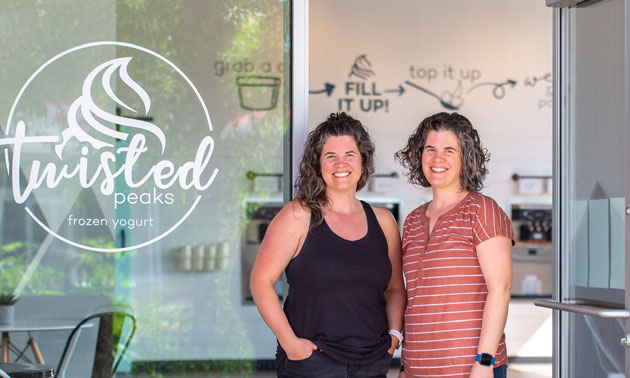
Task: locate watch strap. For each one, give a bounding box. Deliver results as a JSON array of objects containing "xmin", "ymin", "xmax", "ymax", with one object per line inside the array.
[
  {"xmin": 388, "ymin": 329, "xmax": 404, "ymax": 346},
  {"xmin": 475, "ymin": 353, "xmax": 495, "ymax": 366}
]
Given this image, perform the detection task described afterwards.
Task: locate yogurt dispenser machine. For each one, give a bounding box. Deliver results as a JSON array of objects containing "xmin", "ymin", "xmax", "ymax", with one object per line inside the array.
[{"xmin": 509, "ymin": 200, "xmax": 553, "ymax": 297}]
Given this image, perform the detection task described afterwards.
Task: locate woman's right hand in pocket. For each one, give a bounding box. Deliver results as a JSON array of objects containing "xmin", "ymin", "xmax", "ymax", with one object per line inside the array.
[{"xmin": 285, "ymin": 337, "xmax": 318, "ymax": 361}]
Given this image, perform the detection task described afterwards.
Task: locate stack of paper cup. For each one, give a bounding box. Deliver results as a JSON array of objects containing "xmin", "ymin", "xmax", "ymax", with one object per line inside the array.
[
  {"xmin": 179, "ymin": 245, "xmax": 192, "ymax": 271},
  {"xmin": 205, "ymin": 244, "xmax": 217, "ymax": 271},
  {"xmin": 193, "ymin": 245, "xmax": 205, "ymax": 271},
  {"xmin": 217, "ymin": 241, "xmax": 230, "ymax": 270}
]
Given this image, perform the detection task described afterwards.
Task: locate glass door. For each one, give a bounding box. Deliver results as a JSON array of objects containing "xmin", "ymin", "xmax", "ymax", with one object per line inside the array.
[{"xmin": 536, "ymin": 0, "xmax": 629, "ymax": 377}]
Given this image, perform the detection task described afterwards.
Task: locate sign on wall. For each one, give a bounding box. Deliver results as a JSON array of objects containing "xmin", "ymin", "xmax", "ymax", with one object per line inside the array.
[{"xmin": 310, "ymin": 55, "xmax": 552, "ymax": 113}]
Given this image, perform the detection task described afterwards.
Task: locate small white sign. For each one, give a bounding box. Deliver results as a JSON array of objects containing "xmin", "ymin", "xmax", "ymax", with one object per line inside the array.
[
  {"xmin": 518, "ymin": 179, "xmax": 543, "ymax": 195},
  {"xmin": 372, "ymin": 177, "xmax": 396, "ymax": 193},
  {"xmin": 254, "ymin": 176, "xmax": 280, "ymax": 193}
]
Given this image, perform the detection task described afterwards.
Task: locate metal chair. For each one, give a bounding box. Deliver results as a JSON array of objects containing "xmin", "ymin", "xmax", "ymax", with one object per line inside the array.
[{"xmin": 56, "ymin": 311, "xmax": 136, "ymax": 378}]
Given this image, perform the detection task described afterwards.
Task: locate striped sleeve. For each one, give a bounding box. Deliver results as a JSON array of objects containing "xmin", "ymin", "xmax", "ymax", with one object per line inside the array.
[
  {"xmin": 401, "ymin": 210, "xmax": 416, "ymax": 256},
  {"xmin": 472, "ymin": 195, "xmax": 515, "ymax": 247}
]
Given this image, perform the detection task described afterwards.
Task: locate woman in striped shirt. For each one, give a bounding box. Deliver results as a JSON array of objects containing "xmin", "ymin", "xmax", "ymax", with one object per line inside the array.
[{"xmin": 395, "ymin": 112, "xmax": 514, "ymax": 378}]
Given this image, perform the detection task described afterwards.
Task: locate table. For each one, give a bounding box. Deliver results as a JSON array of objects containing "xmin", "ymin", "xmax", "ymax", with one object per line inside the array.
[
  {"xmin": 0, "ymin": 362, "xmax": 53, "ymax": 378},
  {"xmin": 0, "ymin": 321, "xmax": 82, "ymax": 364}
]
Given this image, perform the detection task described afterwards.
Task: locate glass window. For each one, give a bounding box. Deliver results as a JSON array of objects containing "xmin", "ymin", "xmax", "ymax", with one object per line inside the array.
[{"xmin": 0, "ymin": 0, "xmax": 291, "ymax": 375}]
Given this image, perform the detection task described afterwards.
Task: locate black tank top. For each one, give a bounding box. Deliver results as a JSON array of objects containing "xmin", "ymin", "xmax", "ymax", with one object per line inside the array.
[{"xmin": 277, "ymin": 201, "xmax": 392, "ymax": 365}]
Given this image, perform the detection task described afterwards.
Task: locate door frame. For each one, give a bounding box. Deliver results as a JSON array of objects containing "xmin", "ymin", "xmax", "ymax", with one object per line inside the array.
[
  {"xmin": 291, "ymin": 0, "xmax": 309, "ymax": 202},
  {"xmin": 551, "ymin": 5, "xmax": 563, "ymax": 377},
  {"xmin": 545, "ymin": 0, "xmax": 630, "ymax": 376}
]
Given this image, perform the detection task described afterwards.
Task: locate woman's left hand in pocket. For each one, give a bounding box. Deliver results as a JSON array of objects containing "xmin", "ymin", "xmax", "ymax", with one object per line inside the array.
[{"xmin": 387, "ymin": 337, "xmax": 399, "ymax": 355}]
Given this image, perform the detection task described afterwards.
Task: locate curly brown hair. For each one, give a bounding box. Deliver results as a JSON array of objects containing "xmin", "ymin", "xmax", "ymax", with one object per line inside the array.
[
  {"xmin": 294, "ymin": 112, "xmax": 375, "ymax": 228},
  {"xmin": 394, "ymin": 112, "xmax": 489, "ymax": 192}
]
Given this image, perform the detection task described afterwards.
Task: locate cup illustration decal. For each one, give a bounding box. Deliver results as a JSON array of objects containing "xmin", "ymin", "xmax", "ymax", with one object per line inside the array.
[{"xmin": 236, "ymin": 76, "xmax": 281, "ymax": 111}]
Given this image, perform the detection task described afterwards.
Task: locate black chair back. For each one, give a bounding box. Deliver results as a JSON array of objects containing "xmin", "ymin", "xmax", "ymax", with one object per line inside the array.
[{"xmin": 56, "ymin": 312, "xmax": 136, "ymax": 378}]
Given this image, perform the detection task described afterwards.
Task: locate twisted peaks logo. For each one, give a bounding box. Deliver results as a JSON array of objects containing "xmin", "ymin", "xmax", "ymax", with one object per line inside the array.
[{"xmin": 2, "ymin": 41, "xmax": 219, "ymax": 252}]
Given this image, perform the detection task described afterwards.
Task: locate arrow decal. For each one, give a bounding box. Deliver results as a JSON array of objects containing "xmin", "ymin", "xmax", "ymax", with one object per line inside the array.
[
  {"xmin": 309, "ymin": 83, "xmax": 335, "ymax": 96},
  {"xmin": 467, "ymin": 79, "xmax": 517, "ymax": 99},
  {"xmin": 384, "ymin": 85, "xmax": 405, "ymax": 96}
]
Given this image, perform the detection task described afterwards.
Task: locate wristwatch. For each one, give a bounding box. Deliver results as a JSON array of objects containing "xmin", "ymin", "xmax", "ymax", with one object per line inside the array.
[
  {"xmin": 475, "ymin": 353, "xmax": 495, "ymax": 366},
  {"xmin": 388, "ymin": 329, "xmax": 404, "ymax": 348}
]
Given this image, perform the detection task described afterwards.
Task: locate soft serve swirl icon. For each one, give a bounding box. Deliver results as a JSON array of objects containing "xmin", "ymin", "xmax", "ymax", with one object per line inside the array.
[
  {"xmin": 55, "ymin": 57, "xmax": 166, "ymax": 158},
  {"xmin": 2, "ymin": 42, "xmax": 218, "ymax": 252}
]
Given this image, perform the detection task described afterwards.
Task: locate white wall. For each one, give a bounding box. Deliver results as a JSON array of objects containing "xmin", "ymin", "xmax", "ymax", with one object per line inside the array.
[{"xmin": 309, "ymin": 0, "xmax": 553, "ymax": 218}]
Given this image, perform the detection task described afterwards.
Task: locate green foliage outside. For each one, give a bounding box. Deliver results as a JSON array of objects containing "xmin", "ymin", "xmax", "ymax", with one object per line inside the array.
[{"xmin": 0, "ymin": 241, "xmax": 64, "ymax": 298}]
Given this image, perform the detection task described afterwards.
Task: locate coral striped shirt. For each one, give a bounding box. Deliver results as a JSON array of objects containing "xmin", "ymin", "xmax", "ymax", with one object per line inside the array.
[{"xmin": 401, "ymin": 191, "xmax": 514, "ymax": 377}]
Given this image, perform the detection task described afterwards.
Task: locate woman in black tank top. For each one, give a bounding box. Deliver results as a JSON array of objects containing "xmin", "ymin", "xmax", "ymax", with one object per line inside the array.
[{"xmin": 250, "ymin": 112, "xmax": 406, "ymax": 378}]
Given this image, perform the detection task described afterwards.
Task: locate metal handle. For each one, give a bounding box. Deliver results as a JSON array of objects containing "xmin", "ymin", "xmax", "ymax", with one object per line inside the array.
[{"xmin": 534, "ymin": 299, "xmax": 630, "ymax": 318}]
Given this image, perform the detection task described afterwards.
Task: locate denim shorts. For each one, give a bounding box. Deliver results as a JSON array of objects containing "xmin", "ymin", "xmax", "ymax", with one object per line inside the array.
[
  {"xmin": 494, "ymin": 364, "xmax": 508, "ymax": 378},
  {"xmin": 277, "ymin": 350, "xmax": 393, "ymax": 378}
]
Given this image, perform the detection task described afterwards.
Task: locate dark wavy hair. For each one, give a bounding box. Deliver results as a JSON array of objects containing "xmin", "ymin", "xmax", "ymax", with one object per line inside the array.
[
  {"xmin": 294, "ymin": 112, "xmax": 375, "ymax": 228},
  {"xmin": 394, "ymin": 112, "xmax": 489, "ymax": 192}
]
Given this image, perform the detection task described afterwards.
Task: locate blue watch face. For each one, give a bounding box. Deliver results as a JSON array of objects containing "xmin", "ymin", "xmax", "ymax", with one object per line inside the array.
[{"xmin": 478, "ymin": 353, "xmax": 494, "ymax": 366}]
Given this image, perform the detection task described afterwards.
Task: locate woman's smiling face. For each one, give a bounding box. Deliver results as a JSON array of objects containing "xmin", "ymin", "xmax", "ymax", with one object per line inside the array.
[
  {"xmin": 421, "ymin": 130, "xmax": 463, "ymax": 191},
  {"xmin": 319, "ymin": 135, "xmax": 363, "ymax": 194}
]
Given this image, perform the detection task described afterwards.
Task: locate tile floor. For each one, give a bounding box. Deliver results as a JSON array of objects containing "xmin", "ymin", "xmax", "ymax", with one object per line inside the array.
[{"xmin": 507, "ymin": 363, "xmax": 552, "ymax": 378}]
